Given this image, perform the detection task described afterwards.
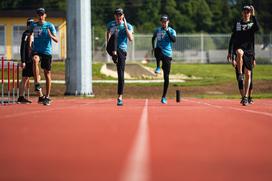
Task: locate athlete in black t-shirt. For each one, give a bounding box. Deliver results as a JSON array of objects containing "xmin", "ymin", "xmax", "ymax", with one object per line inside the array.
[
  {"xmin": 17, "ymin": 18, "xmax": 43, "ymax": 104},
  {"xmin": 227, "ymin": 5, "xmax": 259, "ymax": 106}
]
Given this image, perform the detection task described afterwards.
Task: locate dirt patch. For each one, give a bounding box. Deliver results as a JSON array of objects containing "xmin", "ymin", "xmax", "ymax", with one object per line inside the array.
[
  {"xmin": 105, "ymin": 63, "xmax": 156, "ymax": 79},
  {"xmin": 91, "ymin": 80, "xmax": 272, "ymax": 98}
]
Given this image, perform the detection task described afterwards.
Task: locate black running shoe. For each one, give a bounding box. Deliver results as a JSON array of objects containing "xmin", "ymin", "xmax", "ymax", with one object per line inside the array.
[
  {"xmin": 35, "ymin": 83, "xmax": 41, "ymax": 91},
  {"xmin": 242, "ymin": 96, "xmax": 249, "ymax": 106},
  {"xmin": 240, "ymin": 97, "xmax": 243, "ymax": 104},
  {"xmin": 17, "ymin": 96, "xmax": 32, "ymax": 104},
  {"xmin": 248, "ymin": 97, "xmax": 254, "ymax": 104},
  {"xmin": 43, "ymin": 97, "xmax": 51, "ymax": 106},
  {"xmin": 38, "ymin": 96, "xmax": 46, "ymax": 104}
]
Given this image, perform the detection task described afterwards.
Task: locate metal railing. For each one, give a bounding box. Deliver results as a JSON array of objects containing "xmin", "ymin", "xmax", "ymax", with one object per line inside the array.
[{"xmin": 95, "ymin": 33, "xmax": 272, "ymax": 63}]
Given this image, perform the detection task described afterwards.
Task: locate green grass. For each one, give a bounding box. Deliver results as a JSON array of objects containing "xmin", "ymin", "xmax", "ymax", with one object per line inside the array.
[
  {"xmin": 4, "ymin": 62, "xmax": 272, "ymax": 85},
  {"xmin": 3, "ymin": 62, "xmax": 270, "ymax": 98},
  {"xmin": 52, "ymin": 62, "xmax": 113, "ymax": 80},
  {"xmin": 147, "ymin": 63, "xmax": 272, "ymax": 86}
]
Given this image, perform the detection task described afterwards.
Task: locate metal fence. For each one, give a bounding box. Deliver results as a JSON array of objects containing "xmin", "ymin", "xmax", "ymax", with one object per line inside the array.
[
  {"xmin": 2, "ymin": 30, "xmax": 272, "ymax": 63},
  {"xmin": 94, "ymin": 33, "xmax": 272, "ymax": 63}
]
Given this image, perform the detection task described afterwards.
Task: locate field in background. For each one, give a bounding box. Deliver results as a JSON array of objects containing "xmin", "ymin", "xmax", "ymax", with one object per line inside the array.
[
  {"xmin": 46, "ymin": 62, "xmax": 272, "ymax": 98},
  {"xmin": 2, "ymin": 62, "xmax": 271, "ymax": 99}
]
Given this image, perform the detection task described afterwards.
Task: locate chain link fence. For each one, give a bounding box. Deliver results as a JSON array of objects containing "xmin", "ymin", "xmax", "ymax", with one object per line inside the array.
[{"xmin": 93, "ymin": 33, "xmax": 272, "ymax": 64}]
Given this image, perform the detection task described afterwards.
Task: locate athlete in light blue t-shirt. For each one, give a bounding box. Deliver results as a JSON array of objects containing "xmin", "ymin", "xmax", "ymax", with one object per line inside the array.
[
  {"xmin": 31, "ymin": 21, "xmax": 56, "ymax": 55},
  {"xmin": 106, "ymin": 8, "xmax": 133, "ymax": 106},
  {"xmin": 31, "ymin": 8, "xmax": 58, "ymax": 106},
  {"xmin": 152, "ymin": 15, "xmax": 176, "ymax": 104}
]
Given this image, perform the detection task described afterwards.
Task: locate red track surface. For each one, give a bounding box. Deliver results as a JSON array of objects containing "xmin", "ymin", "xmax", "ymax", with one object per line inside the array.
[{"xmin": 0, "ymin": 98, "xmax": 272, "ymax": 181}]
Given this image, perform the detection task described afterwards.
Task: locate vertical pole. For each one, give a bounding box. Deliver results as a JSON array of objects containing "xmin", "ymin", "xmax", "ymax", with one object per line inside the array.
[
  {"xmin": 7, "ymin": 61, "xmax": 10, "ymax": 104},
  {"xmin": 17, "ymin": 64, "xmax": 20, "ymax": 99},
  {"xmin": 1, "ymin": 57, "xmax": 4, "ymax": 105},
  {"xmin": 12, "ymin": 61, "xmax": 15, "ymax": 103},
  {"xmin": 270, "ymin": 33, "xmax": 272, "ymax": 63},
  {"xmin": 66, "ymin": 0, "xmax": 93, "ymax": 96},
  {"xmin": 106, "ymin": 32, "xmax": 110, "ymax": 63},
  {"xmin": 132, "ymin": 37, "xmax": 135, "ymax": 61},
  {"xmin": 92, "ymin": 26, "xmax": 95, "ymax": 61},
  {"xmin": 27, "ymin": 79, "xmax": 30, "ymax": 100},
  {"xmin": 200, "ymin": 32, "xmax": 204, "ymax": 63}
]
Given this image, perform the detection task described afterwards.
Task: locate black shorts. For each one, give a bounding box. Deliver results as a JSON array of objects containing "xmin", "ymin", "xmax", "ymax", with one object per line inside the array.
[
  {"xmin": 22, "ymin": 61, "xmax": 34, "ymax": 77},
  {"xmin": 154, "ymin": 47, "xmax": 172, "ymax": 62},
  {"xmin": 234, "ymin": 50, "xmax": 254, "ymax": 71},
  {"xmin": 243, "ymin": 52, "xmax": 254, "ymax": 71},
  {"xmin": 32, "ymin": 52, "xmax": 52, "ymax": 71}
]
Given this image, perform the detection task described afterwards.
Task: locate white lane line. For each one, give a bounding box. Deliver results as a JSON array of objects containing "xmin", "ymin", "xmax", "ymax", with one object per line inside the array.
[
  {"xmin": 183, "ymin": 98, "xmax": 222, "ymax": 109},
  {"xmin": 120, "ymin": 99, "xmax": 150, "ymax": 181},
  {"xmin": 183, "ymin": 98, "xmax": 272, "ymax": 117},
  {"xmin": 228, "ymin": 107, "xmax": 272, "ymax": 117}
]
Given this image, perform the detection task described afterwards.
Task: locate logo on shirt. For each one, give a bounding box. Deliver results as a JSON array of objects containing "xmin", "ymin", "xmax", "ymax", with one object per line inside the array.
[
  {"xmin": 33, "ymin": 26, "xmax": 42, "ymax": 37},
  {"xmin": 236, "ymin": 22, "xmax": 254, "ymax": 31},
  {"xmin": 157, "ymin": 31, "xmax": 166, "ymax": 41}
]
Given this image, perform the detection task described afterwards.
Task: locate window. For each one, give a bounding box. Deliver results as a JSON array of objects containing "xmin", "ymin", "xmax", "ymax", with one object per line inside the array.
[
  {"xmin": 13, "ymin": 25, "xmax": 25, "ymax": 59},
  {"xmin": 0, "ymin": 26, "xmax": 5, "ymax": 56}
]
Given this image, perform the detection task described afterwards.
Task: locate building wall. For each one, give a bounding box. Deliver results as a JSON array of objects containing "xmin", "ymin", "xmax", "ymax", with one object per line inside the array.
[{"xmin": 0, "ymin": 17, "xmax": 66, "ymax": 60}]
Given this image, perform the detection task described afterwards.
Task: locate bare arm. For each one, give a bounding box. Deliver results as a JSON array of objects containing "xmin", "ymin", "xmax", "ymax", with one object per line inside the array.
[
  {"xmin": 47, "ymin": 29, "xmax": 58, "ymax": 43},
  {"xmin": 123, "ymin": 17, "xmax": 133, "ymax": 41}
]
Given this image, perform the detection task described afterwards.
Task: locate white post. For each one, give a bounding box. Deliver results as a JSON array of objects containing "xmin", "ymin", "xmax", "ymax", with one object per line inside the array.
[
  {"xmin": 106, "ymin": 32, "xmax": 111, "ymax": 63},
  {"xmin": 132, "ymin": 38, "xmax": 135, "ymax": 61},
  {"xmin": 65, "ymin": 0, "xmax": 93, "ymax": 96},
  {"xmin": 270, "ymin": 33, "xmax": 272, "ymax": 63},
  {"xmin": 200, "ymin": 32, "xmax": 204, "ymax": 63}
]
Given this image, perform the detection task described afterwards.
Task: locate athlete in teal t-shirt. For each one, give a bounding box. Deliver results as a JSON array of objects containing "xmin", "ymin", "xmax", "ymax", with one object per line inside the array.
[
  {"xmin": 106, "ymin": 8, "xmax": 133, "ymax": 106},
  {"xmin": 31, "ymin": 8, "xmax": 58, "ymax": 106},
  {"xmin": 152, "ymin": 15, "xmax": 176, "ymax": 104},
  {"xmin": 31, "ymin": 21, "xmax": 56, "ymax": 55}
]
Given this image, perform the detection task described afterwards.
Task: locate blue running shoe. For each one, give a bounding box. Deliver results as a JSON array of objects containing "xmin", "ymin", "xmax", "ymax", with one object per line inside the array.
[
  {"xmin": 155, "ymin": 67, "xmax": 161, "ymax": 74},
  {"xmin": 161, "ymin": 97, "xmax": 167, "ymax": 104},
  {"xmin": 117, "ymin": 98, "xmax": 123, "ymax": 106}
]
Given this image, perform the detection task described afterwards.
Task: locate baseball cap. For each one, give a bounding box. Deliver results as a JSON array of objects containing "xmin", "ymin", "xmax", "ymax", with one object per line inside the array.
[
  {"xmin": 26, "ymin": 18, "xmax": 34, "ymax": 26},
  {"xmin": 242, "ymin": 5, "xmax": 251, "ymax": 11},
  {"xmin": 114, "ymin": 8, "xmax": 123, "ymax": 15},
  {"xmin": 160, "ymin": 15, "xmax": 169, "ymax": 21},
  {"xmin": 36, "ymin": 8, "xmax": 46, "ymax": 15}
]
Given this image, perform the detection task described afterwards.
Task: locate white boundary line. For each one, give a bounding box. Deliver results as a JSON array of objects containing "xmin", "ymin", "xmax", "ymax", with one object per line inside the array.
[
  {"xmin": 227, "ymin": 107, "xmax": 272, "ymax": 117},
  {"xmin": 183, "ymin": 98, "xmax": 223, "ymax": 109},
  {"xmin": 183, "ymin": 98, "xmax": 272, "ymax": 117},
  {"xmin": 120, "ymin": 99, "xmax": 150, "ymax": 181}
]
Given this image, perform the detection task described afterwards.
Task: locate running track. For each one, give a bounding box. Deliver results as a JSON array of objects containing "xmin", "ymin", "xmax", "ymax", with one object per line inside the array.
[{"xmin": 0, "ymin": 98, "xmax": 272, "ymax": 181}]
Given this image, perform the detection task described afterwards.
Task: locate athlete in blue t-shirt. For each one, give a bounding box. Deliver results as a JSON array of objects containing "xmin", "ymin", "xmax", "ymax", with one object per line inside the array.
[
  {"xmin": 152, "ymin": 15, "xmax": 176, "ymax": 104},
  {"xmin": 106, "ymin": 8, "xmax": 133, "ymax": 106},
  {"xmin": 30, "ymin": 8, "xmax": 58, "ymax": 106}
]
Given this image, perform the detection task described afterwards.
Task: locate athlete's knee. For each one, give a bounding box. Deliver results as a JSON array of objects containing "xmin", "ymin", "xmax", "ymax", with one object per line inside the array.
[
  {"xmin": 245, "ymin": 69, "xmax": 251, "ymax": 77},
  {"xmin": 23, "ymin": 77, "xmax": 29, "ymax": 82},
  {"xmin": 236, "ymin": 49, "xmax": 244, "ymax": 57},
  {"xmin": 33, "ymin": 55, "xmax": 40, "ymax": 64}
]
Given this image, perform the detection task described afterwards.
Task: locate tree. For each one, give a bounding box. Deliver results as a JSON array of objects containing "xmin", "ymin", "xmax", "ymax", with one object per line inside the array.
[{"xmin": 136, "ymin": 0, "xmax": 161, "ymax": 33}]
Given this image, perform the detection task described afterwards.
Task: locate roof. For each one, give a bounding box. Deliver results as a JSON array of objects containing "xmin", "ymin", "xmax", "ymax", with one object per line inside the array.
[{"xmin": 0, "ymin": 10, "xmax": 66, "ymax": 18}]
